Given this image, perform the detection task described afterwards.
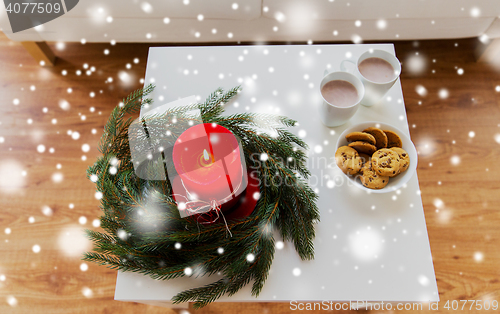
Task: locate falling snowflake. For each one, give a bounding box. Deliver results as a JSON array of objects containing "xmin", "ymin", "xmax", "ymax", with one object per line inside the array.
[
  {"xmin": 450, "ymin": 155, "xmax": 461, "ymax": 166},
  {"xmin": 141, "ymin": 2, "xmax": 153, "ymax": 13},
  {"xmin": 253, "ymin": 192, "xmax": 261, "ymax": 200},
  {"xmin": 418, "ymin": 275, "xmax": 430, "ymax": 286},
  {"xmin": 470, "ymin": 7, "xmax": 481, "ymax": 17},
  {"xmin": 479, "ymin": 34, "xmax": 489, "ymax": 44},
  {"xmin": 71, "ymin": 131, "xmax": 82, "ymax": 140},
  {"xmin": 406, "ymin": 54, "xmax": 427, "ymax": 75},
  {"xmin": 32, "ymin": 244, "xmax": 41, "ymax": 253},
  {"xmin": 118, "ymin": 71, "xmax": 133, "ymax": 85},
  {"xmin": 438, "ymin": 89, "xmax": 449, "ymax": 99},
  {"xmin": 6, "ymin": 296, "xmax": 17, "ymax": 307},
  {"xmin": 117, "ymin": 229, "xmax": 128, "ymax": 240},
  {"xmin": 433, "ymin": 198, "xmax": 444, "ymax": 208},
  {"xmin": 59, "ymin": 99, "xmax": 70, "ymax": 110},
  {"xmin": 415, "ymin": 85, "xmax": 428, "ymax": 96},
  {"xmin": 292, "ymin": 268, "xmax": 301, "ymax": 276},
  {"xmin": 42, "ymin": 206, "xmax": 53, "ymax": 216},
  {"xmin": 474, "ymin": 251, "xmax": 484, "ymax": 262},
  {"xmin": 52, "ymin": 172, "xmax": 63, "ymax": 183},
  {"xmin": 351, "ymin": 34, "xmax": 362, "ymax": 44},
  {"xmin": 276, "ymin": 241, "xmax": 284, "ymax": 249},
  {"xmin": 349, "ymin": 228, "xmax": 383, "ymax": 261},
  {"xmin": 246, "ymin": 253, "xmax": 255, "ymax": 262},
  {"xmin": 494, "ymin": 134, "xmax": 500, "ymax": 144},
  {"xmin": 374, "ymin": 19, "xmax": 387, "ymax": 30},
  {"xmin": 274, "ymin": 12, "xmax": 286, "ymax": 22},
  {"xmin": 82, "ymin": 287, "xmax": 93, "ymax": 298}
]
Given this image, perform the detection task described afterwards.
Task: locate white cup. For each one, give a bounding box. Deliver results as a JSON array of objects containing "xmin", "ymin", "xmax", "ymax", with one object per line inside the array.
[
  {"xmin": 318, "ymin": 71, "xmax": 365, "ymax": 127},
  {"xmin": 340, "ymin": 49, "xmax": 401, "ymax": 107}
]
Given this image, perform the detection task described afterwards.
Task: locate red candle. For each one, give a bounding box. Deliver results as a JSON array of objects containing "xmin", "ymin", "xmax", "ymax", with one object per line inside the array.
[{"xmin": 172, "ymin": 123, "xmax": 245, "ymax": 215}]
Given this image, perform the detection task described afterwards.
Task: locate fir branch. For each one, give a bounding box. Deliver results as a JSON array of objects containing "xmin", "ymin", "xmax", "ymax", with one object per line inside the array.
[{"xmin": 85, "ymin": 85, "xmax": 319, "ymax": 308}]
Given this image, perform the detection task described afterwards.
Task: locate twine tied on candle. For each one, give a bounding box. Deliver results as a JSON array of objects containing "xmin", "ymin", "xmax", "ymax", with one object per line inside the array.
[{"xmin": 173, "ymin": 171, "xmax": 245, "ymax": 238}]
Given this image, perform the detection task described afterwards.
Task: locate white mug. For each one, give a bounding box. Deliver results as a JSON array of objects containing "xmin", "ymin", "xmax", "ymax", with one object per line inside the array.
[
  {"xmin": 340, "ymin": 49, "xmax": 401, "ymax": 107},
  {"xmin": 318, "ymin": 71, "xmax": 365, "ymax": 127}
]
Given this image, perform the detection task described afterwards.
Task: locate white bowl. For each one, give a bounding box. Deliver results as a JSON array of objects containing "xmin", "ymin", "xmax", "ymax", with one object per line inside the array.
[{"xmin": 335, "ymin": 121, "xmax": 418, "ymax": 193}]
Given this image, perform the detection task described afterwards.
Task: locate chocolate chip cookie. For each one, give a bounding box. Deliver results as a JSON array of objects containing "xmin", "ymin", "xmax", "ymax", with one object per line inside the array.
[
  {"xmin": 358, "ymin": 153, "xmax": 371, "ymax": 166},
  {"xmin": 362, "ymin": 127, "xmax": 388, "ymax": 149},
  {"xmin": 372, "ymin": 148, "xmax": 401, "ymax": 177},
  {"xmin": 391, "ymin": 147, "xmax": 410, "ymax": 173},
  {"xmin": 335, "ymin": 146, "xmax": 362, "ymax": 175},
  {"xmin": 359, "ymin": 160, "xmax": 390, "ymax": 189},
  {"xmin": 348, "ymin": 141, "xmax": 377, "ymax": 155},
  {"xmin": 345, "ymin": 131, "xmax": 376, "ymax": 146},
  {"xmin": 383, "ymin": 130, "xmax": 403, "ymax": 148}
]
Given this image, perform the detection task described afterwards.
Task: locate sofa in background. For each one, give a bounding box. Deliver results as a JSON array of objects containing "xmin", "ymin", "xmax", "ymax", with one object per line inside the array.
[{"xmin": 1, "ymin": 0, "xmax": 500, "ymax": 65}]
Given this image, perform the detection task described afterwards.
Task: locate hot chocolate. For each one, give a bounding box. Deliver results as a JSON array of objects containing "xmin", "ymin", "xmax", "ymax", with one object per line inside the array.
[
  {"xmin": 321, "ymin": 80, "xmax": 359, "ymax": 108},
  {"xmin": 358, "ymin": 57, "xmax": 396, "ymax": 83}
]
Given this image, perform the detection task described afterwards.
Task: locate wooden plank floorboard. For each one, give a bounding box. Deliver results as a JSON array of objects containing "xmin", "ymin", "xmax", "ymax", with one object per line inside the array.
[{"xmin": 0, "ymin": 32, "xmax": 499, "ymax": 313}]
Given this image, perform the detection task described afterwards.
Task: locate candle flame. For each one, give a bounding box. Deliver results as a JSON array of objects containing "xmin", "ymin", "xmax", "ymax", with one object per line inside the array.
[{"xmin": 203, "ymin": 149, "xmax": 210, "ymax": 161}]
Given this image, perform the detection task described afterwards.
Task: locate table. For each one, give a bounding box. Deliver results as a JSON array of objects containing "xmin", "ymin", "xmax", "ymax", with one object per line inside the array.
[{"xmin": 115, "ymin": 44, "xmax": 438, "ymax": 309}]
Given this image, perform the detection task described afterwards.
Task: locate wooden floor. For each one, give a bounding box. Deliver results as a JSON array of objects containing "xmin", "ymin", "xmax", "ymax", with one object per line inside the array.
[{"xmin": 0, "ymin": 32, "xmax": 499, "ymax": 314}]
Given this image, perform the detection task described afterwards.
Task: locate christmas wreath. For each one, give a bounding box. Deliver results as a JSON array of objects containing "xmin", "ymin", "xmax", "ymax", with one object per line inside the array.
[{"xmin": 84, "ymin": 85, "xmax": 319, "ymax": 308}]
